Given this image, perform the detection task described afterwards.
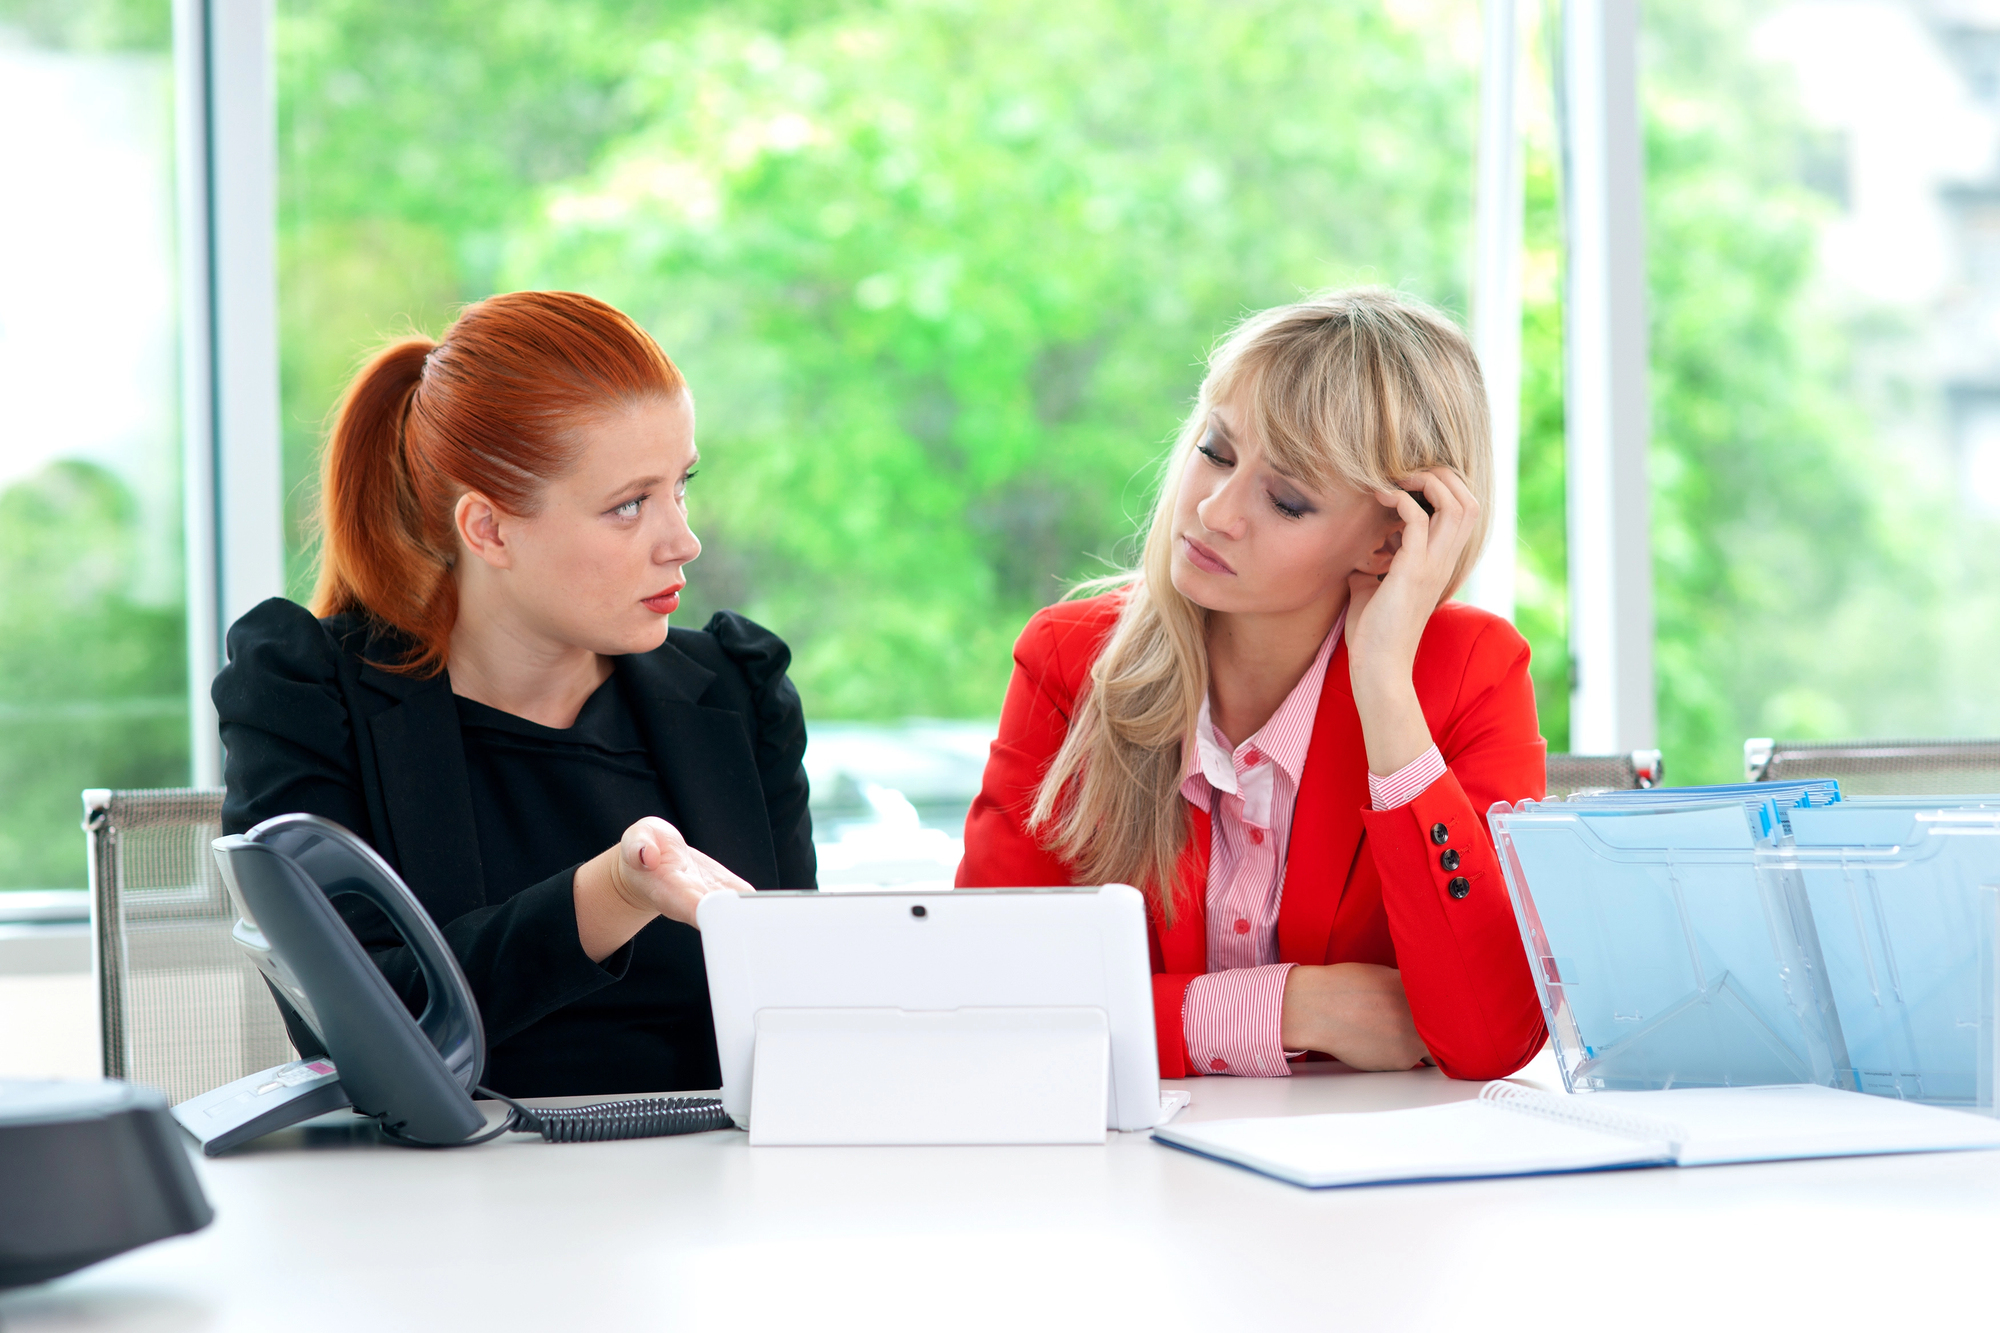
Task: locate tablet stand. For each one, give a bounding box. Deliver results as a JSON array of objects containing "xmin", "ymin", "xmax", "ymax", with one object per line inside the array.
[{"xmin": 745, "ymin": 1007, "xmax": 1111, "ymax": 1145}]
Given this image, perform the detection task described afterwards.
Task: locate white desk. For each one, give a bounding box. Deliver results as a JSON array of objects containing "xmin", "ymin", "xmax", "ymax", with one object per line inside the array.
[{"xmin": 4, "ymin": 1051, "xmax": 1997, "ymax": 1332}]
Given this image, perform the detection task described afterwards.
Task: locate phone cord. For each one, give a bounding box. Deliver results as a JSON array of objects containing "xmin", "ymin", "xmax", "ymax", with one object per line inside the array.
[
  {"xmin": 380, "ymin": 1088, "xmax": 733, "ymax": 1148},
  {"xmin": 476, "ymin": 1086, "xmax": 735, "ymax": 1144}
]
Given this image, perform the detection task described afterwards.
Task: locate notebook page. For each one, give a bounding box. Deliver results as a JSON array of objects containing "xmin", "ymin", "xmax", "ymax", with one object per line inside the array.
[
  {"xmin": 1578, "ymin": 1085, "xmax": 2000, "ymax": 1166},
  {"xmin": 1151, "ymin": 1099, "xmax": 1671, "ymax": 1189}
]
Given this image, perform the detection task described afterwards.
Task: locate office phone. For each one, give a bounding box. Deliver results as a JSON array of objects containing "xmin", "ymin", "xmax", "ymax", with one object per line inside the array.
[{"xmin": 173, "ymin": 813, "xmax": 730, "ymax": 1154}]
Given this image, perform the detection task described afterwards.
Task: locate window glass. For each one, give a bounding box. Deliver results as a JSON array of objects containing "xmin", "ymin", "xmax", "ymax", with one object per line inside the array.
[
  {"xmin": 1510, "ymin": 1, "xmax": 2000, "ymax": 785},
  {"xmin": 0, "ymin": 1, "xmax": 187, "ymax": 891},
  {"xmin": 276, "ymin": 0, "xmax": 1485, "ymax": 864}
]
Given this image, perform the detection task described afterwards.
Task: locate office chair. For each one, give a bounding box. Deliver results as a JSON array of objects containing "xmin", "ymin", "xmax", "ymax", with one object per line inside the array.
[
  {"xmin": 1543, "ymin": 750, "xmax": 1664, "ymax": 800},
  {"xmin": 1744, "ymin": 738, "xmax": 2000, "ymax": 795},
  {"xmin": 83, "ymin": 788, "xmax": 292, "ymax": 1106}
]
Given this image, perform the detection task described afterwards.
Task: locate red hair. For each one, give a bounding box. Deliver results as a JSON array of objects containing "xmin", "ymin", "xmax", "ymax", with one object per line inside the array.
[{"xmin": 310, "ymin": 291, "xmax": 686, "ymax": 675}]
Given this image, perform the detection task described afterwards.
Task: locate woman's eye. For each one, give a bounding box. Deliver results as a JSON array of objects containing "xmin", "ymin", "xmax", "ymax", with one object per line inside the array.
[
  {"xmin": 611, "ymin": 496, "xmax": 645, "ymax": 520},
  {"xmin": 1196, "ymin": 436, "xmax": 1233, "ymax": 467},
  {"xmin": 1270, "ymin": 493, "xmax": 1309, "ymax": 520}
]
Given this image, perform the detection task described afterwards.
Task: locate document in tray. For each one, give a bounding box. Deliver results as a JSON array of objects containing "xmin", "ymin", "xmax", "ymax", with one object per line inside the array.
[{"xmin": 1150, "ymin": 1083, "xmax": 2000, "ymax": 1189}]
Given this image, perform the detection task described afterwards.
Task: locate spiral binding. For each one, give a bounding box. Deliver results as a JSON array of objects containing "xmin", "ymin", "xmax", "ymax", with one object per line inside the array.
[{"xmin": 1478, "ymin": 1079, "xmax": 1685, "ymax": 1147}]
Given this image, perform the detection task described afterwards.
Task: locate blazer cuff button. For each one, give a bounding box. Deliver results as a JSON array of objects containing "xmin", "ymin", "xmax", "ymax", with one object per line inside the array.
[
  {"xmin": 1447, "ymin": 876, "xmax": 1471, "ymax": 899},
  {"xmin": 1429, "ymin": 822, "xmax": 1450, "ymax": 846}
]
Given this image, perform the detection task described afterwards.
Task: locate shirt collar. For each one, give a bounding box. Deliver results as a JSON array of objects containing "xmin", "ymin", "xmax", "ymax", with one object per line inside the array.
[{"xmin": 1181, "ymin": 610, "xmax": 1345, "ymax": 796}]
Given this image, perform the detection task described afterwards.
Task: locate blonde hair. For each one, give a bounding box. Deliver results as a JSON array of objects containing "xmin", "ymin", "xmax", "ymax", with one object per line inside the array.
[{"xmin": 1028, "ymin": 288, "xmax": 1493, "ymax": 922}]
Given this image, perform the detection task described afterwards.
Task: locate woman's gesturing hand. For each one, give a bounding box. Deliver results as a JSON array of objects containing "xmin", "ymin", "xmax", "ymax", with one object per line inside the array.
[
  {"xmin": 572, "ymin": 816, "xmax": 752, "ymax": 962},
  {"xmin": 609, "ymin": 816, "xmax": 752, "ymax": 926},
  {"xmin": 1343, "ymin": 466, "xmax": 1481, "ymax": 775}
]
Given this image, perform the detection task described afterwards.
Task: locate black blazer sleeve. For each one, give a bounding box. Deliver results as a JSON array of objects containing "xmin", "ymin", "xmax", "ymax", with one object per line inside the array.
[
  {"xmin": 213, "ymin": 600, "xmax": 369, "ymax": 838},
  {"xmin": 213, "ymin": 600, "xmax": 628, "ymax": 1050},
  {"xmin": 704, "ymin": 611, "xmax": 817, "ymax": 889}
]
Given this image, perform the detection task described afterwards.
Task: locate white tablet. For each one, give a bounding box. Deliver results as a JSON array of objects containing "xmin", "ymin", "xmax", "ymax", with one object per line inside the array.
[{"xmin": 697, "ymin": 885, "xmax": 1163, "ymax": 1135}]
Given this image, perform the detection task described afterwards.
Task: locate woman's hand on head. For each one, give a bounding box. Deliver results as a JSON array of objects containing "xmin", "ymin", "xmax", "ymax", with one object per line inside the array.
[
  {"xmin": 1345, "ymin": 467, "xmax": 1480, "ymax": 685},
  {"xmin": 572, "ymin": 816, "xmax": 751, "ymax": 962},
  {"xmin": 1343, "ymin": 467, "xmax": 1479, "ymax": 774}
]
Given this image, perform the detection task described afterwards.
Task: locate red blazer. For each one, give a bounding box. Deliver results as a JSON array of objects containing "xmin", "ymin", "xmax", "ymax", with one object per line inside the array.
[{"xmin": 956, "ymin": 592, "xmax": 1548, "ymax": 1081}]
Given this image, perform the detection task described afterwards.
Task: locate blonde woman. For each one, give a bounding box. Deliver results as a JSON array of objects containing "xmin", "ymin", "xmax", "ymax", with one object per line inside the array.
[{"xmin": 958, "ymin": 289, "xmax": 1547, "ymax": 1082}]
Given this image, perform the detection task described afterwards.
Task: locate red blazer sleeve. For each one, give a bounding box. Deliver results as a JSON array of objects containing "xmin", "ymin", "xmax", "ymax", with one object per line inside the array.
[
  {"xmin": 1358, "ymin": 617, "xmax": 1548, "ymax": 1081},
  {"xmin": 1147, "ymin": 930, "xmax": 1198, "ymax": 1080},
  {"xmin": 957, "ymin": 606, "xmax": 1090, "ymax": 889}
]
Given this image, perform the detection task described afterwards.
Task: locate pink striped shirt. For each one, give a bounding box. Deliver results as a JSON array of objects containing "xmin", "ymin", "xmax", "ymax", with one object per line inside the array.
[{"xmin": 1179, "ymin": 614, "xmax": 1447, "ymax": 1076}]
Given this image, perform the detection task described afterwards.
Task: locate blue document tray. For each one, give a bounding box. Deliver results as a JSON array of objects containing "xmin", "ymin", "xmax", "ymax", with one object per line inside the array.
[
  {"xmin": 1493, "ymin": 789, "xmax": 2000, "ymax": 1110},
  {"xmin": 1490, "ymin": 793, "xmax": 1839, "ymax": 1094},
  {"xmin": 1762, "ymin": 802, "xmax": 2000, "ymax": 1107}
]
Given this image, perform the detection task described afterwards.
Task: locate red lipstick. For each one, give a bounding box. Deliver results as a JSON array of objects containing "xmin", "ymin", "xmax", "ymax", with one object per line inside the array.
[
  {"xmin": 1180, "ymin": 536, "xmax": 1236, "ymax": 577},
  {"xmin": 642, "ymin": 583, "xmax": 684, "ymax": 615}
]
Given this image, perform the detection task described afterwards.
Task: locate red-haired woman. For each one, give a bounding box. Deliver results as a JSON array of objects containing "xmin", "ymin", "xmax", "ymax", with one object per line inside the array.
[{"xmin": 213, "ymin": 291, "xmax": 812, "ymax": 1097}]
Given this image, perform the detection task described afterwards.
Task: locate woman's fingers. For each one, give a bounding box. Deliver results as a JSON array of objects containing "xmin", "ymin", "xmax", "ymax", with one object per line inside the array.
[
  {"xmin": 689, "ymin": 845, "xmax": 753, "ymax": 894},
  {"xmin": 1403, "ymin": 468, "xmax": 1462, "ymax": 526},
  {"xmin": 1393, "ymin": 468, "xmax": 1479, "ymax": 572},
  {"xmin": 1372, "ymin": 485, "xmax": 1431, "ymax": 531},
  {"xmin": 1371, "ymin": 486, "xmax": 1431, "ymax": 566},
  {"xmin": 1434, "ymin": 466, "xmax": 1479, "ymax": 514}
]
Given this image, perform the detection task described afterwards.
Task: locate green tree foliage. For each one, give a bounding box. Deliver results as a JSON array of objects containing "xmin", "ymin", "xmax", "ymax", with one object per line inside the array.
[
  {"xmin": 279, "ymin": 0, "xmax": 1483, "ymax": 717},
  {"xmin": 280, "ymin": 0, "xmax": 2000, "ymax": 782},
  {"xmin": 0, "ymin": 0, "xmax": 168, "ymax": 49},
  {"xmin": 0, "ymin": 464, "xmax": 187, "ymax": 887},
  {"xmin": 0, "ymin": 0, "xmax": 186, "ymax": 887}
]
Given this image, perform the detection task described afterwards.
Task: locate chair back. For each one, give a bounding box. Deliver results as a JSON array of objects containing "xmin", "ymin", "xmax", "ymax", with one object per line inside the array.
[
  {"xmin": 1544, "ymin": 750, "xmax": 1664, "ymax": 801},
  {"xmin": 1745, "ymin": 738, "xmax": 2000, "ymax": 795},
  {"xmin": 83, "ymin": 788, "xmax": 291, "ymax": 1105}
]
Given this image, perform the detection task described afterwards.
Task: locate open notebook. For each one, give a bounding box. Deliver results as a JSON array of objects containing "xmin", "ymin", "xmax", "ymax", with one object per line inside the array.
[{"xmin": 1151, "ymin": 1083, "xmax": 2000, "ymax": 1189}]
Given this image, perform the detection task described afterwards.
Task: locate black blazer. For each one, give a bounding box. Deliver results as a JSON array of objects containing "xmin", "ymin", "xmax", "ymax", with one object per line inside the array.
[{"xmin": 212, "ymin": 597, "xmax": 814, "ymax": 1091}]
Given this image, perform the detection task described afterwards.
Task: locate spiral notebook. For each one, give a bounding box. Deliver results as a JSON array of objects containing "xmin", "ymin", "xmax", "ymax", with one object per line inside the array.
[{"xmin": 1151, "ymin": 1083, "xmax": 2000, "ymax": 1189}]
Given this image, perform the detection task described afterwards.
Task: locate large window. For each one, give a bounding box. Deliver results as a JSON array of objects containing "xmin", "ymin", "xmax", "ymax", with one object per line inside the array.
[
  {"xmin": 275, "ymin": 0, "xmax": 1487, "ymax": 858},
  {"xmin": 1588, "ymin": 1, "xmax": 2000, "ymax": 780},
  {"xmin": 6, "ymin": 0, "xmax": 1995, "ymax": 895},
  {"xmin": 0, "ymin": 2, "xmax": 187, "ymax": 891}
]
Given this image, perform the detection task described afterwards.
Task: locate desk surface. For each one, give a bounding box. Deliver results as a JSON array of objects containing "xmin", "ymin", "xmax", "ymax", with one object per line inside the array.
[{"xmin": 4, "ymin": 1052, "xmax": 1997, "ymax": 1332}]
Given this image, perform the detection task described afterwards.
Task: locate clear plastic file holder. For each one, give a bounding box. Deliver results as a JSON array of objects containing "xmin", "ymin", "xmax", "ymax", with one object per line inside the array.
[
  {"xmin": 1489, "ymin": 791, "xmax": 2000, "ymax": 1110},
  {"xmin": 1769, "ymin": 804, "xmax": 2000, "ymax": 1106}
]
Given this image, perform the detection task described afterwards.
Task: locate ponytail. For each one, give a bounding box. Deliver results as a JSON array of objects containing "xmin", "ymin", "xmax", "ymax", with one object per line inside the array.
[
  {"xmin": 306, "ymin": 292, "xmax": 687, "ymax": 676},
  {"xmin": 310, "ymin": 338, "xmax": 459, "ymax": 672}
]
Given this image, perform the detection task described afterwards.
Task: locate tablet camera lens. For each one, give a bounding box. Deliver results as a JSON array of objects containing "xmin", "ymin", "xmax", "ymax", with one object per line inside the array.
[{"xmin": 911, "ymin": 905, "xmax": 928, "ymax": 918}]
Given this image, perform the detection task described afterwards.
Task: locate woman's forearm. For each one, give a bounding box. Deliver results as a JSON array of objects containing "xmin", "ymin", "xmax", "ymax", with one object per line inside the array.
[{"xmin": 1351, "ymin": 671, "xmax": 1434, "ymax": 778}]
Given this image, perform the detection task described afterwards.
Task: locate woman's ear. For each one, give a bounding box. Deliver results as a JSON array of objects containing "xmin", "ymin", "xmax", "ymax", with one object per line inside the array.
[{"xmin": 454, "ymin": 492, "xmax": 512, "ymax": 570}]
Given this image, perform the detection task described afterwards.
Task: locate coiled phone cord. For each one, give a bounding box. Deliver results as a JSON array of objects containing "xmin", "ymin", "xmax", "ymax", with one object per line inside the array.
[{"xmin": 381, "ymin": 1087, "xmax": 734, "ymax": 1148}]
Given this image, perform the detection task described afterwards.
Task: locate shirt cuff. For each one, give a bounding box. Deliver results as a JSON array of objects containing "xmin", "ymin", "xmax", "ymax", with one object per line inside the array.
[
  {"xmin": 1368, "ymin": 744, "xmax": 1446, "ymax": 810},
  {"xmin": 1183, "ymin": 963, "xmax": 1298, "ymax": 1077}
]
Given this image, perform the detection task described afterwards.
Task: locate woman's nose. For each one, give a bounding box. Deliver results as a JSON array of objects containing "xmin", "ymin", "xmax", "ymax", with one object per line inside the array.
[
  {"xmin": 656, "ymin": 512, "xmax": 702, "ymax": 566},
  {"xmin": 1196, "ymin": 479, "xmax": 1247, "ymax": 538}
]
